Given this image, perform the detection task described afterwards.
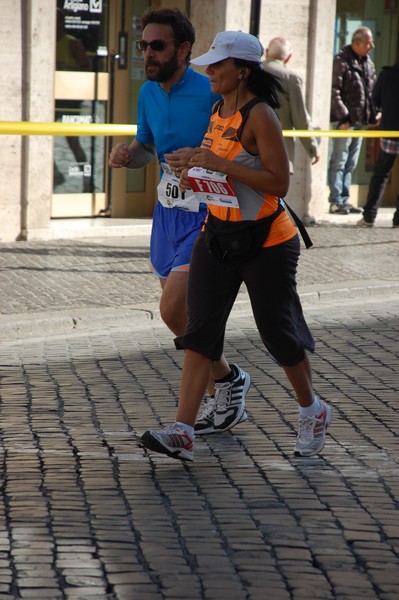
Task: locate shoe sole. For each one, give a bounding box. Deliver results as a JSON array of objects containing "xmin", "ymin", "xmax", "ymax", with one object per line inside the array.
[
  {"xmin": 194, "ymin": 423, "xmax": 215, "ymax": 435},
  {"xmin": 329, "ymin": 206, "xmax": 349, "ymax": 215},
  {"xmin": 195, "ymin": 411, "xmax": 248, "ymax": 435},
  {"xmin": 140, "ymin": 431, "xmax": 193, "ymax": 462},
  {"xmin": 294, "ymin": 405, "xmax": 332, "ymax": 457},
  {"xmin": 214, "ymin": 375, "xmax": 251, "ymax": 432}
]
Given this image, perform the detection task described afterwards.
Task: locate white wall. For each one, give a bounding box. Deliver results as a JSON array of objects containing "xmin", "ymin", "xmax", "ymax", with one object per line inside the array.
[
  {"xmin": 0, "ymin": 1, "xmax": 55, "ymax": 242},
  {"xmin": 191, "ymin": 0, "xmax": 252, "ymax": 58},
  {"xmin": 0, "ymin": 2, "xmax": 23, "ymax": 241},
  {"xmin": 23, "ymin": 1, "xmax": 56, "ymax": 238},
  {"xmin": 259, "ymin": 0, "xmax": 336, "ymax": 220}
]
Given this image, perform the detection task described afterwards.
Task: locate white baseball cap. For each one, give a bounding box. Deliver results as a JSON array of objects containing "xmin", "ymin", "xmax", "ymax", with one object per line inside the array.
[{"xmin": 191, "ymin": 31, "xmax": 264, "ymax": 66}]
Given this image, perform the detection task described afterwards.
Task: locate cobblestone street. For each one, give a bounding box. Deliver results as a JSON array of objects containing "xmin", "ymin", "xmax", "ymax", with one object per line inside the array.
[{"xmin": 0, "ymin": 222, "xmax": 398, "ymax": 599}]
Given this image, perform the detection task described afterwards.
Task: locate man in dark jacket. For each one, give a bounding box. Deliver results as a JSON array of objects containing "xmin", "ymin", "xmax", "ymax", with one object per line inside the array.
[
  {"xmin": 327, "ymin": 27, "xmax": 376, "ymax": 214},
  {"xmin": 357, "ymin": 62, "xmax": 399, "ymax": 228}
]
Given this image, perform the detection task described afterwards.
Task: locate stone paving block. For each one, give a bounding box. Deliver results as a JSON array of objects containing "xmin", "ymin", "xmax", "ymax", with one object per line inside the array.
[
  {"xmin": 378, "ymin": 587, "xmax": 399, "ymax": 598},
  {"xmin": 17, "ymin": 577, "xmax": 59, "ymax": 588},
  {"xmin": 106, "ymin": 572, "xmax": 155, "ymax": 584},
  {"xmin": 62, "ymin": 588, "xmax": 110, "ymax": 598},
  {"xmin": 63, "ymin": 574, "xmax": 107, "ymax": 587},
  {"xmin": 111, "ymin": 585, "xmax": 161, "ymax": 600},
  {"xmin": 19, "ymin": 589, "xmax": 63, "ymax": 598},
  {"xmin": 370, "ymin": 569, "xmax": 399, "ymax": 586},
  {"xmin": 291, "ymin": 585, "xmax": 334, "ymax": 599}
]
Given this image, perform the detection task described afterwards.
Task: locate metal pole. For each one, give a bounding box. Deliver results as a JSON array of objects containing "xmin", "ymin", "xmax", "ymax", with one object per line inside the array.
[{"xmin": 101, "ymin": 53, "xmax": 119, "ymax": 216}]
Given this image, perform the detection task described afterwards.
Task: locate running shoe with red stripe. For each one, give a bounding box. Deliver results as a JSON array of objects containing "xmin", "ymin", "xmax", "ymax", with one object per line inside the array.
[
  {"xmin": 140, "ymin": 424, "xmax": 194, "ymax": 462},
  {"xmin": 294, "ymin": 398, "xmax": 332, "ymax": 457}
]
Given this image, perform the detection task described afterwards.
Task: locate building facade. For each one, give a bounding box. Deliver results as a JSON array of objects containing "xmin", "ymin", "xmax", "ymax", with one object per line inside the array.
[{"xmin": 0, "ymin": 0, "xmax": 398, "ymax": 241}]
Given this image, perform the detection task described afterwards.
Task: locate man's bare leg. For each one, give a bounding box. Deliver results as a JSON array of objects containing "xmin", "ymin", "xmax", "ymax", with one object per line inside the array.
[
  {"xmin": 159, "ymin": 271, "xmax": 188, "ymax": 336},
  {"xmin": 176, "ymin": 350, "xmax": 211, "ymax": 426},
  {"xmin": 159, "ymin": 272, "xmax": 231, "ymax": 395}
]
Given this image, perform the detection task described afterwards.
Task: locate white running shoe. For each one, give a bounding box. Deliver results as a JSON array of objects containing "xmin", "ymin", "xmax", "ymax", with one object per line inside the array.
[
  {"xmin": 140, "ymin": 423, "xmax": 194, "ymax": 462},
  {"xmin": 294, "ymin": 398, "xmax": 332, "ymax": 457},
  {"xmin": 357, "ymin": 217, "xmax": 374, "ymax": 228}
]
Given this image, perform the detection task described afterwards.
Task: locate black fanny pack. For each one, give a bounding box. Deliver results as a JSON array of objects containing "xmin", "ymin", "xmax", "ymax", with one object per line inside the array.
[{"xmin": 204, "ymin": 202, "xmax": 284, "ymax": 262}]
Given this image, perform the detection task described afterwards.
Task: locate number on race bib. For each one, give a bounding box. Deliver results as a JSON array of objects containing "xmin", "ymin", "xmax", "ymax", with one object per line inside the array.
[
  {"xmin": 187, "ymin": 167, "xmax": 239, "ymax": 207},
  {"xmin": 158, "ymin": 163, "xmax": 200, "ymax": 211},
  {"xmin": 166, "ymin": 182, "xmax": 179, "ymax": 200},
  {"xmin": 191, "ymin": 179, "xmax": 229, "ymax": 195}
]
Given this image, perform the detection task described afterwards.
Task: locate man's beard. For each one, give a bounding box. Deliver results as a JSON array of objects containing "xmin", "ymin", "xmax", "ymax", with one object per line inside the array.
[{"xmin": 145, "ymin": 52, "xmax": 179, "ymax": 82}]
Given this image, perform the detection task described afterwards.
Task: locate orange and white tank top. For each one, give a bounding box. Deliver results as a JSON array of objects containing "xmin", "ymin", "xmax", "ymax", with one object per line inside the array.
[{"xmin": 201, "ymin": 98, "xmax": 296, "ymax": 247}]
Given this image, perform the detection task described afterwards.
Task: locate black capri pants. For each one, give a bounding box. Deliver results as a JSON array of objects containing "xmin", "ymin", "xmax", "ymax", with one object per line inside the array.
[{"xmin": 175, "ymin": 232, "xmax": 315, "ymax": 367}]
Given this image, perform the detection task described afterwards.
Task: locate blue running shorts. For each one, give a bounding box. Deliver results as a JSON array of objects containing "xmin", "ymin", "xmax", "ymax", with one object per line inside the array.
[{"xmin": 149, "ymin": 202, "xmax": 208, "ymax": 278}]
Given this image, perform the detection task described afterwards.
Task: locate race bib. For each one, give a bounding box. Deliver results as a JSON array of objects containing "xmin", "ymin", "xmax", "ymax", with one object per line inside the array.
[
  {"xmin": 187, "ymin": 167, "xmax": 239, "ymax": 208},
  {"xmin": 158, "ymin": 163, "xmax": 200, "ymax": 212}
]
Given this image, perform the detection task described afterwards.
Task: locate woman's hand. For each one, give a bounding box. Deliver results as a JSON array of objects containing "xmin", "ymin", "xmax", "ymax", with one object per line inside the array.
[
  {"xmin": 189, "ymin": 148, "xmax": 224, "ymax": 172},
  {"xmin": 179, "ymin": 148, "xmax": 226, "ymax": 191},
  {"xmin": 178, "ymin": 168, "xmax": 191, "ymax": 192},
  {"xmin": 165, "ymin": 147, "xmax": 194, "ymax": 176}
]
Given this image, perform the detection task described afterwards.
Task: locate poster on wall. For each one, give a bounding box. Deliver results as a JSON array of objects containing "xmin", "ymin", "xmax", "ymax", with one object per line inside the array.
[
  {"xmin": 54, "ymin": 100, "xmax": 106, "ymax": 194},
  {"xmin": 57, "ymin": 0, "xmax": 108, "ymax": 68}
]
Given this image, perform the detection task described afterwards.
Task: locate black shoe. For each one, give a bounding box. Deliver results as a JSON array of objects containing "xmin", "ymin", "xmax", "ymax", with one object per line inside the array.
[
  {"xmin": 213, "ymin": 364, "xmax": 251, "ymax": 432},
  {"xmin": 194, "ymin": 396, "xmax": 217, "ymax": 434},
  {"xmin": 329, "ymin": 203, "xmax": 349, "ymax": 215},
  {"xmin": 343, "ymin": 203, "xmax": 361, "ymax": 214}
]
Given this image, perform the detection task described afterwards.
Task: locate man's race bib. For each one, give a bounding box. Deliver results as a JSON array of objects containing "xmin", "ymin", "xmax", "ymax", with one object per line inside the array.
[
  {"xmin": 187, "ymin": 167, "xmax": 239, "ymax": 208},
  {"xmin": 158, "ymin": 163, "xmax": 200, "ymax": 212}
]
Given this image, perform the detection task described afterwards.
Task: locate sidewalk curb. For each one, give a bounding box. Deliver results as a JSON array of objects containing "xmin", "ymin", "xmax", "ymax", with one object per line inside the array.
[
  {"xmin": 1, "ymin": 281, "xmax": 398, "ymax": 341},
  {"xmin": 301, "ymin": 281, "xmax": 399, "ymax": 304},
  {"xmin": 0, "ymin": 308, "xmax": 156, "ymax": 340}
]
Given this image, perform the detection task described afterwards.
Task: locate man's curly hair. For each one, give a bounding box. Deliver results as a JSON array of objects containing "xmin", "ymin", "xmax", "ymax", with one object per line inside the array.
[{"xmin": 140, "ymin": 7, "xmax": 195, "ymax": 64}]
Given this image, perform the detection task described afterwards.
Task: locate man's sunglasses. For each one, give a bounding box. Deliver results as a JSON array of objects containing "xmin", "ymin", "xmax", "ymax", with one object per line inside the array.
[{"xmin": 135, "ymin": 39, "xmax": 176, "ymax": 52}]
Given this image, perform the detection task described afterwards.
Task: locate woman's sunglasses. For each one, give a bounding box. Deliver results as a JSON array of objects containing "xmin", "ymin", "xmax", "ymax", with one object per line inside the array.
[{"xmin": 135, "ymin": 39, "xmax": 176, "ymax": 53}]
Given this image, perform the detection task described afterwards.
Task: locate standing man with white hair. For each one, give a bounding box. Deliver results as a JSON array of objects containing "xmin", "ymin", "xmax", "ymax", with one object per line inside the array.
[
  {"xmin": 263, "ymin": 36, "xmax": 320, "ymax": 175},
  {"xmin": 263, "ymin": 36, "xmax": 320, "ymax": 224}
]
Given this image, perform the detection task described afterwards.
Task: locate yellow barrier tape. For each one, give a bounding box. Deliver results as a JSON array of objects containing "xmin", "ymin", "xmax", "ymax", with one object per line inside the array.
[
  {"xmin": 0, "ymin": 122, "xmax": 137, "ymax": 136},
  {"xmin": 0, "ymin": 121, "xmax": 399, "ymax": 138},
  {"xmin": 283, "ymin": 129, "xmax": 399, "ymax": 138}
]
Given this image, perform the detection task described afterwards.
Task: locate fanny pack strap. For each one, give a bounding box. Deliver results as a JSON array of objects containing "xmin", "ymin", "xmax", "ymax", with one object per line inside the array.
[{"xmin": 280, "ymin": 199, "xmax": 313, "ymax": 249}]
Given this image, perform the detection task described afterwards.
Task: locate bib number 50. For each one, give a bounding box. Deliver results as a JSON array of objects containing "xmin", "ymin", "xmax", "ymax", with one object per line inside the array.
[{"xmin": 166, "ymin": 182, "xmax": 179, "ymax": 200}]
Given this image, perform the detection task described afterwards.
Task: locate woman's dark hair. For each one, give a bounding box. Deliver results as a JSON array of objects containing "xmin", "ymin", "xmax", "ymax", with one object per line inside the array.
[
  {"xmin": 234, "ymin": 59, "xmax": 283, "ymax": 109},
  {"xmin": 140, "ymin": 8, "xmax": 195, "ymax": 63}
]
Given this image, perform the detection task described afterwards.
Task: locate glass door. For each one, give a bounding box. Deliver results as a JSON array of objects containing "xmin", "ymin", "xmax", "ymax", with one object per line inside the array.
[
  {"xmin": 52, "ymin": 0, "xmax": 189, "ymax": 219},
  {"xmin": 334, "ymin": 0, "xmax": 399, "ymax": 207},
  {"xmin": 108, "ymin": 0, "xmax": 187, "ymax": 218},
  {"xmin": 108, "ymin": 0, "xmax": 158, "ymax": 217},
  {"xmin": 52, "ymin": 0, "xmax": 109, "ymax": 217}
]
